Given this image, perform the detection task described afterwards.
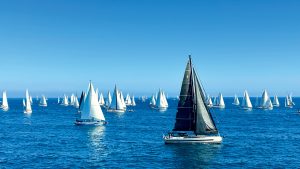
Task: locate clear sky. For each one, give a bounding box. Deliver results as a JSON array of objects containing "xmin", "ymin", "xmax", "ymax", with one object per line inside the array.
[{"xmin": 0, "ymin": 0, "xmax": 300, "ymax": 97}]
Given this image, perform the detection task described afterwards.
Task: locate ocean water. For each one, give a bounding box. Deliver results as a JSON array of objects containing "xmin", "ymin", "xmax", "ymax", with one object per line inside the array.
[{"xmin": 0, "ymin": 98, "xmax": 300, "ymax": 168}]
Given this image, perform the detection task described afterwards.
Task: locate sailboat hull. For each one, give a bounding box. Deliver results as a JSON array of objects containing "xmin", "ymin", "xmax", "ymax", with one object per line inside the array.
[
  {"xmin": 1, "ymin": 106, "xmax": 9, "ymax": 111},
  {"xmin": 107, "ymin": 109, "xmax": 125, "ymax": 113},
  {"xmin": 75, "ymin": 119, "xmax": 107, "ymax": 125},
  {"xmin": 163, "ymin": 135, "xmax": 222, "ymax": 144}
]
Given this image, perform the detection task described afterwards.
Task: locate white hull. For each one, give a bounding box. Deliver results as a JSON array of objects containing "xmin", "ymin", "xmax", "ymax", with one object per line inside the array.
[
  {"xmin": 39, "ymin": 104, "xmax": 47, "ymax": 107},
  {"xmin": 164, "ymin": 135, "xmax": 222, "ymax": 144},
  {"xmin": 1, "ymin": 106, "xmax": 9, "ymax": 111},
  {"xmin": 24, "ymin": 110, "xmax": 32, "ymax": 114},
  {"xmin": 240, "ymin": 107, "xmax": 252, "ymax": 110},
  {"xmin": 107, "ymin": 109, "xmax": 125, "ymax": 113},
  {"xmin": 75, "ymin": 119, "xmax": 107, "ymax": 125}
]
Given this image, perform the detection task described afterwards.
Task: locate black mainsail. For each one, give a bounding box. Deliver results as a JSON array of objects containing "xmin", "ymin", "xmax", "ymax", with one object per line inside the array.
[{"xmin": 173, "ymin": 56, "xmax": 218, "ymax": 135}]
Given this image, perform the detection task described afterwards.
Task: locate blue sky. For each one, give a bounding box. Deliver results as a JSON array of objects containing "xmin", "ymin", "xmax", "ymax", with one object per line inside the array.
[{"xmin": 0, "ymin": 0, "xmax": 300, "ymax": 97}]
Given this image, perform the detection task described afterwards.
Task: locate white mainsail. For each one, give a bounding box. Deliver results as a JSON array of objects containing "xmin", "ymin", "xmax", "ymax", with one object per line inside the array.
[
  {"xmin": 105, "ymin": 91, "xmax": 112, "ymax": 107},
  {"xmin": 74, "ymin": 96, "xmax": 79, "ymax": 108},
  {"xmin": 1, "ymin": 91, "xmax": 9, "ymax": 111},
  {"xmin": 265, "ymin": 98, "xmax": 273, "ymax": 110},
  {"xmin": 156, "ymin": 89, "xmax": 168, "ymax": 109},
  {"xmin": 23, "ymin": 99, "xmax": 25, "ymax": 107},
  {"xmin": 132, "ymin": 95, "xmax": 136, "ymax": 106},
  {"xmin": 260, "ymin": 90, "xmax": 269, "ymax": 108},
  {"xmin": 57, "ymin": 97, "xmax": 60, "ymax": 104},
  {"xmin": 215, "ymin": 93, "xmax": 225, "ymax": 108},
  {"xmin": 99, "ymin": 93, "xmax": 105, "ymax": 105},
  {"xmin": 108, "ymin": 85, "xmax": 125, "ymax": 112},
  {"xmin": 39, "ymin": 95, "xmax": 47, "ymax": 107},
  {"xmin": 233, "ymin": 94, "xmax": 240, "ymax": 106},
  {"xmin": 120, "ymin": 91, "xmax": 126, "ymax": 109},
  {"xmin": 241, "ymin": 90, "xmax": 252, "ymax": 109},
  {"xmin": 125, "ymin": 94, "xmax": 132, "ymax": 105},
  {"xmin": 24, "ymin": 89, "xmax": 32, "ymax": 113},
  {"xmin": 273, "ymin": 95, "xmax": 280, "ymax": 107},
  {"xmin": 62, "ymin": 94, "xmax": 69, "ymax": 106},
  {"xmin": 80, "ymin": 81, "xmax": 105, "ymax": 121},
  {"xmin": 150, "ymin": 94, "xmax": 156, "ymax": 106}
]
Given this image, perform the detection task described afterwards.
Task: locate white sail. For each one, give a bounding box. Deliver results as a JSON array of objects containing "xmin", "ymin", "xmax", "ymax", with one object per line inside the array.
[
  {"xmin": 58, "ymin": 97, "xmax": 60, "ymax": 104},
  {"xmin": 132, "ymin": 95, "xmax": 136, "ymax": 106},
  {"xmin": 216, "ymin": 93, "xmax": 225, "ymax": 108},
  {"xmin": 98, "ymin": 93, "xmax": 105, "ymax": 105},
  {"xmin": 156, "ymin": 89, "xmax": 168, "ymax": 109},
  {"xmin": 162, "ymin": 91, "xmax": 168, "ymax": 107},
  {"xmin": 74, "ymin": 96, "xmax": 79, "ymax": 108},
  {"xmin": 80, "ymin": 82, "xmax": 105, "ymax": 121},
  {"xmin": 273, "ymin": 95, "xmax": 280, "ymax": 107},
  {"xmin": 207, "ymin": 97, "xmax": 213, "ymax": 107},
  {"xmin": 29, "ymin": 96, "xmax": 33, "ymax": 104},
  {"xmin": 150, "ymin": 95, "xmax": 156, "ymax": 106},
  {"xmin": 62, "ymin": 94, "xmax": 69, "ymax": 106},
  {"xmin": 24, "ymin": 89, "xmax": 32, "ymax": 113},
  {"xmin": 109, "ymin": 85, "xmax": 125, "ymax": 112},
  {"xmin": 39, "ymin": 95, "xmax": 47, "ymax": 106},
  {"xmin": 233, "ymin": 94, "xmax": 240, "ymax": 106},
  {"xmin": 260, "ymin": 90, "xmax": 269, "ymax": 108},
  {"xmin": 265, "ymin": 98, "xmax": 273, "ymax": 110},
  {"xmin": 120, "ymin": 91, "xmax": 126, "ymax": 109},
  {"xmin": 105, "ymin": 91, "xmax": 112, "ymax": 107},
  {"xmin": 241, "ymin": 90, "xmax": 252, "ymax": 109},
  {"xmin": 1, "ymin": 91, "xmax": 9, "ymax": 110},
  {"xmin": 23, "ymin": 99, "xmax": 25, "ymax": 107},
  {"xmin": 125, "ymin": 94, "xmax": 132, "ymax": 105}
]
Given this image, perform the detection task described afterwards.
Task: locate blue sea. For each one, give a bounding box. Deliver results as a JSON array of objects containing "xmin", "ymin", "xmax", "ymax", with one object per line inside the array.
[{"xmin": 1, "ymin": 98, "xmax": 300, "ymax": 168}]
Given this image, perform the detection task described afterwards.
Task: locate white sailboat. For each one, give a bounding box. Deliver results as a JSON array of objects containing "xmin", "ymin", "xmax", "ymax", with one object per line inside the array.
[
  {"xmin": 206, "ymin": 95, "xmax": 213, "ymax": 107},
  {"xmin": 75, "ymin": 81, "xmax": 106, "ymax": 125},
  {"xmin": 57, "ymin": 97, "xmax": 60, "ymax": 104},
  {"xmin": 285, "ymin": 94, "xmax": 295, "ymax": 108},
  {"xmin": 214, "ymin": 93, "xmax": 225, "ymax": 108},
  {"xmin": 24, "ymin": 89, "xmax": 32, "ymax": 113},
  {"xmin": 98, "ymin": 93, "xmax": 105, "ymax": 106},
  {"xmin": 273, "ymin": 95, "xmax": 280, "ymax": 107},
  {"xmin": 260, "ymin": 90, "xmax": 269, "ymax": 109},
  {"xmin": 125, "ymin": 94, "xmax": 132, "ymax": 106},
  {"xmin": 265, "ymin": 98, "xmax": 273, "ymax": 110},
  {"xmin": 149, "ymin": 94, "xmax": 156, "ymax": 108},
  {"xmin": 120, "ymin": 91, "xmax": 126, "ymax": 110},
  {"xmin": 61, "ymin": 94, "xmax": 69, "ymax": 106},
  {"xmin": 39, "ymin": 95, "xmax": 47, "ymax": 107},
  {"xmin": 74, "ymin": 96, "xmax": 79, "ymax": 108},
  {"xmin": 240, "ymin": 90, "xmax": 252, "ymax": 110},
  {"xmin": 0, "ymin": 91, "xmax": 9, "ymax": 111},
  {"xmin": 105, "ymin": 91, "xmax": 112, "ymax": 107},
  {"xmin": 164, "ymin": 56, "xmax": 222, "ymax": 144},
  {"xmin": 107, "ymin": 85, "xmax": 126, "ymax": 113},
  {"xmin": 155, "ymin": 89, "xmax": 168, "ymax": 111},
  {"xmin": 131, "ymin": 96, "xmax": 136, "ymax": 106},
  {"xmin": 232, "ymin": 94, "xmax": 240, "ymax": 106}
]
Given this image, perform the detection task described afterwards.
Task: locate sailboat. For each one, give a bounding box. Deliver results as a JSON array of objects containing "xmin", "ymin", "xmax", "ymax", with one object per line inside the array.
[
  {"xmin": 273, "ymin": 95, "xmax": 280, "ymax": 107},
  {"xmin": 105, "ymin": 91, "xmax": 112, "ymax": 108},
  {"xmin": 61, "ymin": 94, "xmax": 69, "ymax": 106},
  {"xmin": 265, "ymin": 98, "xmax": 273, "ymax": 110},
  {"xmin": 214, "ymin": 93, "xmax": 225, "ymax": 108},
  {"xmin": 163, "ymin": 56, "xmax": 222, "ymax": 144},
  {"xmin": 131, "ymin": 96, "xmax": 136, "ymax": 106},
  {"xmin": 232, "ymin": 94, "xmax": 240, "ymax": 106},
  {"xmin": 259, "ymin": 90, "xmax": 269, "ymax": 109},
  {"xmin": 75, "ymin": 81, "xmax": 106, "ymax": 125},
  {"xmin": 206, "ymin": 95, "xmax": 213, "ymax": 108},
  {"xmin": 98, "ymin": 93, "xmax": 105, "ymax": 106},
  {"xmin": 155, "ymin": 89, "xmax": 168, "ymax": 111},
  {"xmin": 74, "ymin": 95, "xmax": 79, "ymax": 108},
  {"xmin": 79, "ymin": 91, "xmax": 85, "ymax": 112},
  {"xmin": 120, "ymin": 91, "xmax": 126, "ymax": 110},
  {"xmin": 240, "ymin": 90, "xmax": 252, "ymax": 110},
  {"xmin": 39, "ymin": 95, "xmax": 47, "ymax": 107},
  {"xmin": 107, "ymin": 85, "xmax": 126, "ymax": 113},
  {"xmin": 57, "ymin": 97, "xmax": 60, "ymax": 104},
  {"xmin": 285, "ymin": 94, "xmax": 295, "ymax": 108},
  {"xmin": 149, "ymin": 94, "xmax": 156, "ymax": 108},
  {"xmin": 125, "ymin": 94, "xmax": 132, "ymax": 105},
  {"xmin": 0, "ymin": 91, "xmax": 9, "ymax": 111},
  {"xmin": 24, "ymin": 89, "xmax": 32, "ymax": 113}
]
